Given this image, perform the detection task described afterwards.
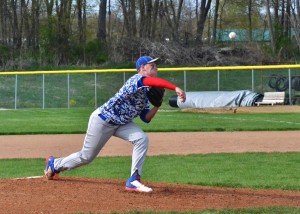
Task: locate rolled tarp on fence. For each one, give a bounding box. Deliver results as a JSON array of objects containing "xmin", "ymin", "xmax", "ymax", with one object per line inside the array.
[{"xmin": 169, "ymin": 90, "xmax": 263, "ymax": 108}]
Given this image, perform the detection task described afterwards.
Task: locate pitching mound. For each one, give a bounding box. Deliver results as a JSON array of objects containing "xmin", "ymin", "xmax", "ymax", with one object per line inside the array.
[{"xmin": 1, "ymin": 176, "xmax": 300, "ymax": 213}]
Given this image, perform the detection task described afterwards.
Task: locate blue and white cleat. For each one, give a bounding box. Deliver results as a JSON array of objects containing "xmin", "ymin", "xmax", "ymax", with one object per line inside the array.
[
  {"xmin": 44, "ymin": 156, "xmax": 59, "ymax": 180},
  {"xmin": 125, "ymin": 174, "xmax": 152, "ymax": 193}
]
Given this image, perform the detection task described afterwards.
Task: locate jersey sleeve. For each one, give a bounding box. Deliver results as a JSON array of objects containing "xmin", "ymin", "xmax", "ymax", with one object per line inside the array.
[
  {"xmin": 139, "ymin": 108, "xmax": 150, "ymax": 123},
  {"xmin": 142, "ymin": 77, "xmax": 177, "ymax": 90}
]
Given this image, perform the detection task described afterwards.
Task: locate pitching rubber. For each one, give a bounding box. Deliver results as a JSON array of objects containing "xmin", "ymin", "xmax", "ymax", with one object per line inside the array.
[{"xmin": 13, "ymin": 175, "xmax": 44, "ymax": 180}]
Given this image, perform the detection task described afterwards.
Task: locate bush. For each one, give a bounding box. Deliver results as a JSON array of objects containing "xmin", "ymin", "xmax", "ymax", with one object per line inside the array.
[{"xmin": 85, "ymin": 39, "xmax": 108, "ymax": 64}]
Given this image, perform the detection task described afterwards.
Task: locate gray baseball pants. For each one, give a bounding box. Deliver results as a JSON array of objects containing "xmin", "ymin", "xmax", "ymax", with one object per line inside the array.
[{"xmin": 54, "ymin": 108, "xmax": 149, "ymax": 176}]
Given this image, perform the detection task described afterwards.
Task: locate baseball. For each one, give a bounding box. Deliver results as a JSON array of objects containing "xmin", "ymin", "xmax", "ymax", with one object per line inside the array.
[{"xmin": 229, "ymin": 32, "xmax": 236, "ymax": 40}]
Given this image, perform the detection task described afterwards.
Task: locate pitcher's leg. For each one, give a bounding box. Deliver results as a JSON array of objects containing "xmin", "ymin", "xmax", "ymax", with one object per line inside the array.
[
  {"xmin": 114, "ymin": 122, "xmax": 149, "ymax": 176},
  {"xmin": 54, "ymin": 110, "xmax": 115, "ymax": 172}
]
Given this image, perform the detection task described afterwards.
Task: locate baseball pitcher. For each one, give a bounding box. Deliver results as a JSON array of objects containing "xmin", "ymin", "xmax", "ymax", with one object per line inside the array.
[{"xmin": 44, "ymin": 56, "xmax": 186, "ymax": 193}]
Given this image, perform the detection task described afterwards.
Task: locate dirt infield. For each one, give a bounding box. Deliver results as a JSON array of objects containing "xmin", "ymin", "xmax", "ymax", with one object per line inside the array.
[
  {"xmin": 1, "ymin": 106, "xmax": 300, "ymax": 213},
  {"xmin": 1, "ymin": 131, "xmax": 300, "ymax": 159},
  {"xmin": 1, "ymin": 131, "xmax": 300, "ymax": 213}
]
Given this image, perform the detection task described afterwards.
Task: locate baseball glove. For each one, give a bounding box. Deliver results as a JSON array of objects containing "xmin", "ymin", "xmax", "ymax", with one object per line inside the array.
[{"xmin": 147, "ymin": 87, "xmax": 165, "ymax": 107}]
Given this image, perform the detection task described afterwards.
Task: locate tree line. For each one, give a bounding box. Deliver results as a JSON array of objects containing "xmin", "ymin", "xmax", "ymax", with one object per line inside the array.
[{"xmin": 0, "ymin": 0, "xmax": 299, "ymax": 71}]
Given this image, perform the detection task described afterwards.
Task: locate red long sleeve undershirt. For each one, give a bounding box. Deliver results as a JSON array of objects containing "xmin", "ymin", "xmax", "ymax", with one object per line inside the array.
[{"xmin": 142, "ymin": 77, "xmax": 177, "ymax": 91}]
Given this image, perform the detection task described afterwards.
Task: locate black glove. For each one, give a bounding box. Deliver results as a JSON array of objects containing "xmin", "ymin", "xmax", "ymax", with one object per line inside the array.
[{"xmin": 147, "ymin": 87, "xmax": 165, "ymax": 107}]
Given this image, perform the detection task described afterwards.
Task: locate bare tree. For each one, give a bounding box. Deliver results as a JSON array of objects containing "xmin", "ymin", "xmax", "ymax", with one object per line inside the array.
[
  {"xmin": 162, "ymin": 0, "xmax": 184, "ymax": 42},
  {"xmin": 131, "ymin": 0, "xmax": 137, "ymax": 37},
  {"xmin": 44, "ymin": 0, "xmax": 54, "ymax": 17},
  {"xmin": 217, "ymin": 0, "xmax": 228, "ymax": 42},
  {"xmin": 137, "ymin": 0, "xmax": 159, "ymax": 39},
  {"xmin": 0, "ymin": 1, "xmax": 8, "ymax": 45},
  {"xmin": 297, "ymin": 0, "xmax": 300, "ymax": 20},
  {"xmin": 55, "ymin": 0, "xmax": 72, "ymax": 64},
  {"xmin": 151, "ymin": 0, "xmax": 159, "ymax": 39},
  {"xmin": 212, "ymin": 0, "xmax": 220, "ymax": 44},
  {"xmin": 289, "ymin": 0, "xmax": 300, "ymax": 49},
  {"xmin": 97, "ymin": 0, "xmax": 107, "ymax": 42},
  {"xmin": 0, "ymin": 0, "xmax": 298, "ymax": 68},
  {"xmin": 195, "ymin": 0, "xmax": 212, "ymax": 44},
  {"xmin": 77, "ymin": 0, "xmax": 87, "ymax": 44},
  {"xmin": 118, "ymin": 0, "xmax": 137, "ymax": 38},
  {"xmin": 32, "ymin": 0, "xmax": 40, "ymax": 50},
  {"xmin": 139, "ymin": 0, "xmax": 146, "ymax": 38},
  {"xmin": 145, "ymin": 0, "xmax": 152, "ymax": 38},
  {"xmin": 283, "ymin": 0, "xmax": 291, "ymax": 38},
  {"xmin": 20, "ymin": 0, "xmax": 40, "ymax": 50},
  {"xmin": 10, "ymin": 0, "xmax": 22, "ymax": 48},
  {"xmin": 265, "ymin": 0, "xmax": 275, "ymax": 53},
  {"xmin": 158, "ymin": 1, "xmax": 165, "ymax": 40},
  {"xmin": 247, "ymin": 0, "xmax": 253, "ymax": 41},
  {"xmin": 21, "ymin": 0, "xmax": 30, "ymax": 48}
]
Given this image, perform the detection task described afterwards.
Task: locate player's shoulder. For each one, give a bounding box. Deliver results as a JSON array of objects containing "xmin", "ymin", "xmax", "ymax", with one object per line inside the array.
[
  {"xmin": 131, "ymin": 73, "xmax": 143, "ymax": 79},
  {"xmin": 126, "ymin": 74, "xmax": 143, "ymax": 83}
]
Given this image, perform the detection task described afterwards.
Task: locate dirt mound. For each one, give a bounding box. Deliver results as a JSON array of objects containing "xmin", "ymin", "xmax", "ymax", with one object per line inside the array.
[{"xmin": 1, "ymin": 177, "xmax": 300, "ymax": 214}]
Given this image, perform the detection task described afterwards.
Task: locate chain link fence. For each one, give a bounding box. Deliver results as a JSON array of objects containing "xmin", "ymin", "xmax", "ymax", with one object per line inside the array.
[{"xmin": 1, "ymin": 65, "xmax": 300, "ymax": 109}]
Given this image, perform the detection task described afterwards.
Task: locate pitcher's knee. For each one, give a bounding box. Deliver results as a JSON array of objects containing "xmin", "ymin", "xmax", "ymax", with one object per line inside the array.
[
  {"xmin": 134, "ymin": 134, "xmax": 149, "ymax": 148},
  {"xmin": 79, "ymin": 153, "xmax": 95, "ymax": 165},
  {"xmin": 141, "ymin": 134, "xmax": 149, "ymax": 144}
]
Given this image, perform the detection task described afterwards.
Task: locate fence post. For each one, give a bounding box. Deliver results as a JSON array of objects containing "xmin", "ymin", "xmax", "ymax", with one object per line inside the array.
[
  {"xmin": 217, "ymin": 70, "xmax": 220, "ymax": 91},
  {"xmin": 42, "ymin": 74, "xmax": 45, "ymax": 109},
  {"xmin": 184, "ymin": 70, "xmax": 186, "ymax": 92},
  {"xmin": 14, "ymin": 74, "xmax": 18, "ymax": 109},
  {"xmin": 288, "ymin": 68, "xmax": 292, "ymax": 105},
  {"xmin": 94, "ymin": 73, "xmax": 97, "ymax": 108},
  {"xmin": 252, "ymin": 69, "xmax": 254, "ymax": 91},
  {"xmin": 67, "ymin": 74, "xmax": 70, "ymax": 109}
]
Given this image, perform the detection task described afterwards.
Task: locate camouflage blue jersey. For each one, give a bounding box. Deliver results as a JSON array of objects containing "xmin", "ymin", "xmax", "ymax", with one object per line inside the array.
[{"xmin": 98, "ymin": 74, "xmax": 150, "ymax": 125}]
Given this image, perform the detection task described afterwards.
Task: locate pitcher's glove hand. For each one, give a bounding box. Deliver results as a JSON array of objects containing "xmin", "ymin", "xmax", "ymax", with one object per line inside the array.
[{"xmin": 147, "ymin": 87, "xmax": 165, "ymax": 107}]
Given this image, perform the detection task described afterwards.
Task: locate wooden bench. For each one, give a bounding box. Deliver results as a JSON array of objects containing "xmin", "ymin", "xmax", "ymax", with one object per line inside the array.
[{"xmin": 255, "ymin": 92, "xmax": 285, "ymax": 106}]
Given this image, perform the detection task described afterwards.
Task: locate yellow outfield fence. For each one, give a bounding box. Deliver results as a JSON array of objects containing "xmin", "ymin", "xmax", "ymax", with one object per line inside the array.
[
  {"xmin": 0, "ymin": 64, "xmax": 300, "ymax": 75},
  {"xmin": 0, "ymin": 64, "xmax": 299, "ymax": 109}
]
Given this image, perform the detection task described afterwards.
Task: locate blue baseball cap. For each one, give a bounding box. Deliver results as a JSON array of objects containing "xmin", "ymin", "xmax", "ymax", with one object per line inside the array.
[{"xmin": 136, "ymin": 56, "xmax": 160, "ymax": 71}]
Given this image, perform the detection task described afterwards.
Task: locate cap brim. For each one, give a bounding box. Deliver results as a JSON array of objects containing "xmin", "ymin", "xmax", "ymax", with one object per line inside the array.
[{"xmin": 147, "ymin": 58, "xmax": 160, "ymax": 64}]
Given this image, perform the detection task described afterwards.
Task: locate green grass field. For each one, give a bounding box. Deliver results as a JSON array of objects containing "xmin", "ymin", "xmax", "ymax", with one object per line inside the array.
[
  {"xmin": 1, "ymin": 109, "xmax": 299, "ymax": 213},
  {"xmin": 1, "ymin": 153, "xmax": 299, "ymax": 191},
  {"xmin": 1, "ymin": 108, "xmax": 300, "ymax": 134}
]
